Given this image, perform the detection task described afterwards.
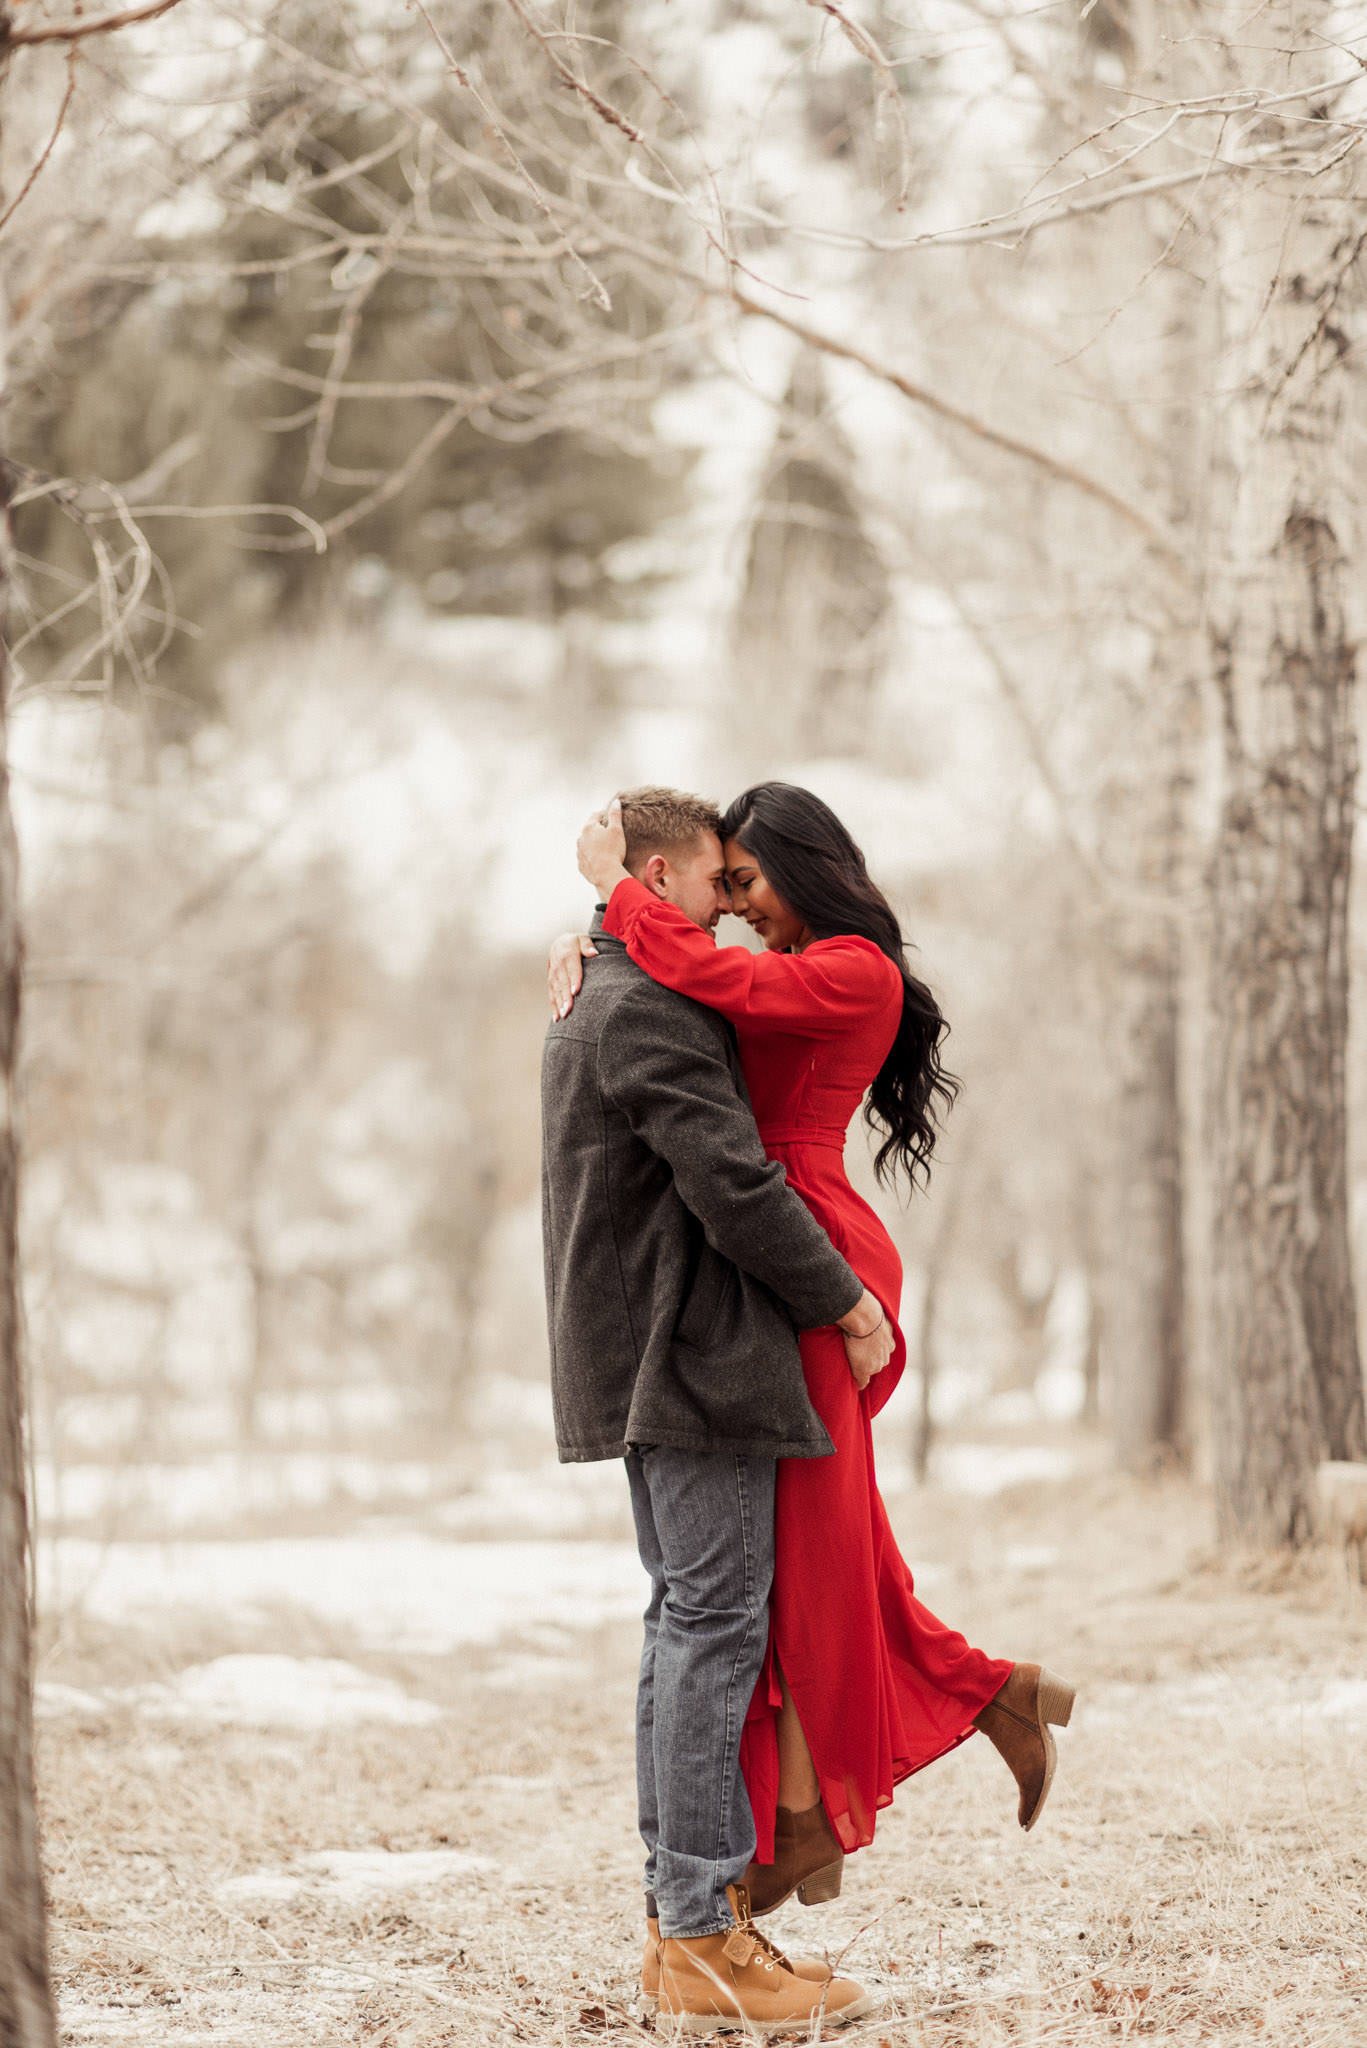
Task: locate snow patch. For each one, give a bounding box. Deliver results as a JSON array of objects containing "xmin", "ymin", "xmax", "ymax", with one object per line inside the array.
[
  {"xmin": 437, "ymin": 1456, "xmax": 629, "ymax": 1538},
  {"xmin": 218, "ymin": 1847, "xmax": 494, "ymax": 1909},
  {"xmin": 41, "ymin": 1534, "xmax": 648, "ymax": 1654},
  {"xmin": 131, "ymin": 1654, "xmax": 442, "ymax": 1729},
  {"xmin": 36, "ymin": 1452, "xmax": 445, "ymax": 1531},
  {"xmin": 480, "ymin": 1652, "xmax": 592, "ymax": 1689},
  {"xmin": 1088, "ymin": 1672, "xmax": 1367, "ymax": 1732},
  {"xmin": 304, "ymin": 1848, "xmax": 492, "ymax": 1893},
  {"xmin": 216, "ymin": 1871, "xmax": 311, "ymax": 1908},
  {"xmin": 1308, "ymin": 1678, "xmax": 1367, "ymax": 1721},
  {"xmin": 1004, "ymin": 1544, "xmax": 1060, "ymax": 1574},
  {"xmin": 35, "ymin": 1682, "xmax": 107, "ymax": 1719},
  {"xmin": 931, "ymin": 1444, "xmax": 1079, "ymax": 1497},
  {"xmin": 473, "ymin": 1772, "xmax": 556, "ymax": 1791},
  {"xmin": 38, "ymin": 1656, "xmax": 442, "ymax": 1730}
]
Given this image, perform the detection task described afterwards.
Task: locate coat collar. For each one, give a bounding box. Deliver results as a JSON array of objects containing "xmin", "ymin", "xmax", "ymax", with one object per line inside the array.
[{"xmin": 589, "ymin": 903, "xmax": 626, "ymax": 952}]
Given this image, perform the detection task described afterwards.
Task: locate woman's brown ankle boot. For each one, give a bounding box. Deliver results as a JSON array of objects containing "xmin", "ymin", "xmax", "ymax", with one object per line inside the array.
[
  {"xmin": 974, "ymin": 1662, "xmax": 1077, "ymax": 1832},
  {"xmin": 742, "ymin": 1799, "xmax": 845, "ymax": 1918}
]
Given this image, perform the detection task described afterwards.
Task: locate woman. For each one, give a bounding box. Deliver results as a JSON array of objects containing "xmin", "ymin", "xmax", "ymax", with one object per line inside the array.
[{"xmin": 554, "ymin": 781, "xmax": 1075, "ymax": 1916}]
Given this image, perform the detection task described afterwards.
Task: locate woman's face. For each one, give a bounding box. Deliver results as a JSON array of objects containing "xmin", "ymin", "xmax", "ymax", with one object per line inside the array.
[{"xmin": 724, "ymin": 838, "xmax": 812, "ymax": 952}]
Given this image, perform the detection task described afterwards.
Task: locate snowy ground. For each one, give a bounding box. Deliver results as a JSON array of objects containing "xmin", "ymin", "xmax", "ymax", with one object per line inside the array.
[{"xmin": 35, "ymin": 1437, "xmax": 1367, "ymax": 2048}]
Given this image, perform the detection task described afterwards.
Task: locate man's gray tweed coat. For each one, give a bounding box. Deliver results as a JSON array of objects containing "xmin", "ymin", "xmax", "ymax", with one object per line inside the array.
[{"xmin": 541, "ymin": 925, "xmax": 862, "ymax": 1463}]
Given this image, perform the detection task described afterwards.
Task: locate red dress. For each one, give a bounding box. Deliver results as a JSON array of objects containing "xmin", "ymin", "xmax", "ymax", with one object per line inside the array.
[{"xmin": 603, "ymin": 878, "xmax": 1013, "ymax": 1857}]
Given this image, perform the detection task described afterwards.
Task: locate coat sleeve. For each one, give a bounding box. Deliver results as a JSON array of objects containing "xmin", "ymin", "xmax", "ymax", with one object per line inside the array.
[
  {"xmin": 598, "ymin": 987, "xmax": 863, "ymax": 1330},
  {"xmin": 601, "ymin": 877, "xmax": 899, "ymax": 1037}
]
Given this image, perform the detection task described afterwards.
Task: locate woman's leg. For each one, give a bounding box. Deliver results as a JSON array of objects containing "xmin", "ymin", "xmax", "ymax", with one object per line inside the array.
[
  {"xmin": 771, "ymin": 1325, "xmax": 1014, "ymax": 1853},
  {"xmin": 775, "ymin": 1664, "xmax": 820, "ymax": 1812},
  {"xmin": 744, "ymin": 1656, "xmax": 846, "ymax": 1916}
]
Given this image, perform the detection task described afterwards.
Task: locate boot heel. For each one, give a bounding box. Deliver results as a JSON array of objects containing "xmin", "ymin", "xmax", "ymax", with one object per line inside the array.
[
  {"xmin": 796, "ymin": 1857, "xmax": 843, "ymax": 1906},
  {"xmin": 1038, "ymin": 1669, "xmax": 1076, "ymax": 1727}
]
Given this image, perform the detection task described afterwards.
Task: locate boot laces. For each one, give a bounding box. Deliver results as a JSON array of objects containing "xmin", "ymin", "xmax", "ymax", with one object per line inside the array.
[
  {"xmin": 746, "ymin": 1923, "xmax": 797, "ymax": 1974},
  {"xmin": 729, "ymin": 1893, "xmax": 796, "ymax": 1975}
]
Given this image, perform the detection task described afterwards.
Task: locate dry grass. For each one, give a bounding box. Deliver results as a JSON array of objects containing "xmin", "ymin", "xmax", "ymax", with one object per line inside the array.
[{"xmin": 37, "ymin": 1460, "xmax": 1367, "ymax": 2046}]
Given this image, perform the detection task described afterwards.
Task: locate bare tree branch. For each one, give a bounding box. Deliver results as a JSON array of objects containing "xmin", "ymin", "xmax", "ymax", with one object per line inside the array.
[
  {"xmin": 2, "ymin": 0, "xmax": 186, "ymax": 50},
  {"xmin": 805, "ymin": 0, "xmax": 913, "ymax": 208},
  {"xmin": 0, "ymin": 48, "xmax": 77, "ymax": 233},
  {"xmin": 709, "ymin": 283, "xmax": 1189, "ymax": 569},
  {"xmin": 400, "ymin": 0, "xmax": 614, "ymax": 309},
  {"xmin": 239, "ymin": 324, "xmax": 694, "ymax": 548},
  {"xmin": 916, "ymin": 563, "xmax": 1116, "ymax": 903},
  {"xmin": 498, "ymin": 0, "xmax": 647, "ymax": 147}
]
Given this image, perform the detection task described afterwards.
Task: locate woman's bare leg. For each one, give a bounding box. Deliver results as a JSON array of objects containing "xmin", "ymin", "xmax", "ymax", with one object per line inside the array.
[{"xmin": 775, "ymin": 1664, "xmax": 821, "ymax": 1811}]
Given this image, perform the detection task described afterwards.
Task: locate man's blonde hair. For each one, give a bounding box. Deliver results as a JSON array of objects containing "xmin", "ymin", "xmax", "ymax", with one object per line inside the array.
[{"xmin": 618, "ymin": 785, "xmax": 722, "ymax": 875}]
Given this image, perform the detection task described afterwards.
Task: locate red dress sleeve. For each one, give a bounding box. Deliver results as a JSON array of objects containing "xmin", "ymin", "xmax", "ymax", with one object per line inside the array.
[{"xmin": 602, "ymin": 876, "xmax": 900, "ymax": 1038}]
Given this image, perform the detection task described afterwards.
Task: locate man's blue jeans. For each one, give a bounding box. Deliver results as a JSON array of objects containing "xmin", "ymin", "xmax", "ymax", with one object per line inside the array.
[{"xmin": 625, "ymin": 1446, "xmax": 776, "ymax": 1940}]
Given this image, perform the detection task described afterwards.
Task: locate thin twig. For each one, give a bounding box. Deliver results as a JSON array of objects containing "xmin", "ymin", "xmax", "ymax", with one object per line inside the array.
[
  {"xmin": 806, "ymin": 0, "xmax": 913, "ymax": 208},
  {"xmin": 0, "ymin": 49, "xmax": 78, "ymax": 234},
  {"xmin": 237, "ymin": 326, "xmax": 691, "ymax": 548},
  {"xmin": 921, "ymin": 569, "xmax": 1114, "ymax": 901},
  {"xmin": 301, "ymin": 218, "xmax": 405, "ymax": 497},
  {"xmin": 721, "ymin": 287, "xmax": 1188, "ymax": 570},
  {"xmin": 80, "ymin": 501, "xmax": 328, "ymax": 553},
  {"xmin": 407, "ymin": 0, "xmax": 613, "ymax": 310},
  {"xmin": 500, "ymin": 0, "xmax": 646, "ymax": 147}
]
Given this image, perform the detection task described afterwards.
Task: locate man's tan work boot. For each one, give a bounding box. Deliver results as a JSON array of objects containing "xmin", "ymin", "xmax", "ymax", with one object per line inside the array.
[
  {"xmin": 742, "ymin": 1798, "xmax": 845, "ymax": 1917},
  {"xmin": 641, "ymin": 1884, "xmax": 832, "ymax": 2014},
  {"xmin": 973, "ymin": 1663, "xmax": 1077, "ymax": 1831},
  {"xmin": 657, "ymin": 1884, "xmax": 872, "ymax": 2037}
]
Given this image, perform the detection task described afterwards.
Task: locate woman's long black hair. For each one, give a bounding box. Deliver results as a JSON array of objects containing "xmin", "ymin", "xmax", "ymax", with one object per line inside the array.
[{"xmin": 720, "ymin": 781, "xmax": 959, "ymax": 1192}]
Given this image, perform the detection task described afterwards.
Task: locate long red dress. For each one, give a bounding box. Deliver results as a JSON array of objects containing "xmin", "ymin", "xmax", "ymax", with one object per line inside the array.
[{"xmin": 603, "ymin": 878, "xmax": 1013, "ymax": 1859}]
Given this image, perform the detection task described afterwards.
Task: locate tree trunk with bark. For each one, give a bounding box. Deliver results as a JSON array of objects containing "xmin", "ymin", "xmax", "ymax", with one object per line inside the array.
[
  {"xmin": 1201, "ymin": 3, "xmax": 1367, "ymax": 1542},
  {"xmin": 1099, "ymin": 637, "xmax": 1198, "ymax": 1471},
  {"xmin": 0, "ymin": 151, "xmax": 58, "ymax": 2048},
  {"xmin": 1091, "ymin": 627, "xmax": 1192, "ymax": 1469},
  {"xmin": 1102, "ymin": 895, "xmax": 1186, "ymax": 1467}
]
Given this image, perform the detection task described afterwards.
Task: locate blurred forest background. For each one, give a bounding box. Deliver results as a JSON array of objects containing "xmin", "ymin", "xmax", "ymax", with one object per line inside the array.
[
  {"xmin": 8, "ymin": 5, "xmax": 1367, "ymax": 2046},
  {"xmin": 5, "ymin": 0, "xmax": 1367, "ymax": 1551}
]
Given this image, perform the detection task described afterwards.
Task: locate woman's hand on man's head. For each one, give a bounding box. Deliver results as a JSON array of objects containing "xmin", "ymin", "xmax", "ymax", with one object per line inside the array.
[
  {"xmin": 552, "ymin": 798, "xmax": 629, "ymax": 1020},
  {"xmin": 576, "ymin": 797, "xmax": 631, "ymax": 896}
]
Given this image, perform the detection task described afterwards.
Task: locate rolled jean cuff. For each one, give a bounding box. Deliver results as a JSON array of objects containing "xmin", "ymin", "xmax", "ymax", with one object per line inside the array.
[{"xmin": 652, "ymin": 1845, "xmax": 745, "ymax": 1943}]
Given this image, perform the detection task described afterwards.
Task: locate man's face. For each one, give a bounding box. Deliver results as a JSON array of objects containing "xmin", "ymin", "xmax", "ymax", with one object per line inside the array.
[{"xmin": 649, "ymin": 833, "xmax": 730, "ymax": 931}]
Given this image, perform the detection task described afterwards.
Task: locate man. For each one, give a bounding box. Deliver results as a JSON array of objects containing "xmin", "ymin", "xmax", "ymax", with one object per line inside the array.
[{"xmin": 541, "ymin": 786, "xmax": 891, "ymax": 2034}]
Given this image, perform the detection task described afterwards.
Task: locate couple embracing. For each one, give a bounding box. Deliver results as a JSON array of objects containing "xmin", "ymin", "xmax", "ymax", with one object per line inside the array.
[{"xmin": 540, "ymin": 781, "xmax": 1074, "ymax": 2037}]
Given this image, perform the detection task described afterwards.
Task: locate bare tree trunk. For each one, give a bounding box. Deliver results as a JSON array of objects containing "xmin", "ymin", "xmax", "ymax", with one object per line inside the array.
[
  {"xmin": 1207, "ymin": 509, "xmax": 1364, "ymax": 1538},
  {"xmin": 912, "ymin": 1257, "xmax": 941, "ymax": 1488},
  {"xmin": 1201, "ymin": 3, "xmax": 1367, "ymax": 1543},
  {"xmin": 1031, "ymin": 2, "xmax": 1198, "ymax": 1472},
  {"xmin": 1098, "ymin": 682, "xmax": 1192, "ymax": 1468},
  {"xmin": 1102, "ymin": 906, "xmax": 1185, "ymax": 1466},
  {"xmin": 0, "ymin": 74, "xmax": 58, "ymax": 2038},
  {"xmin": 1079, "ymin": 1282, "xmax": 1102, "ymax": 1431},
  {"xmin": 732, "ymin": 354, "xmax": 891, "ymax": 766},
  {"xmin": 913, "ymin": 1131, "xmax": 973, "ymax": 1485}
]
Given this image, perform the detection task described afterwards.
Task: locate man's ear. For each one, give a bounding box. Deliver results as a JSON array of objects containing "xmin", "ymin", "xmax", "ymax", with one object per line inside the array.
[{"xmin": 642, "ymin": 853, "xmax": 669, "ymax": 897}]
